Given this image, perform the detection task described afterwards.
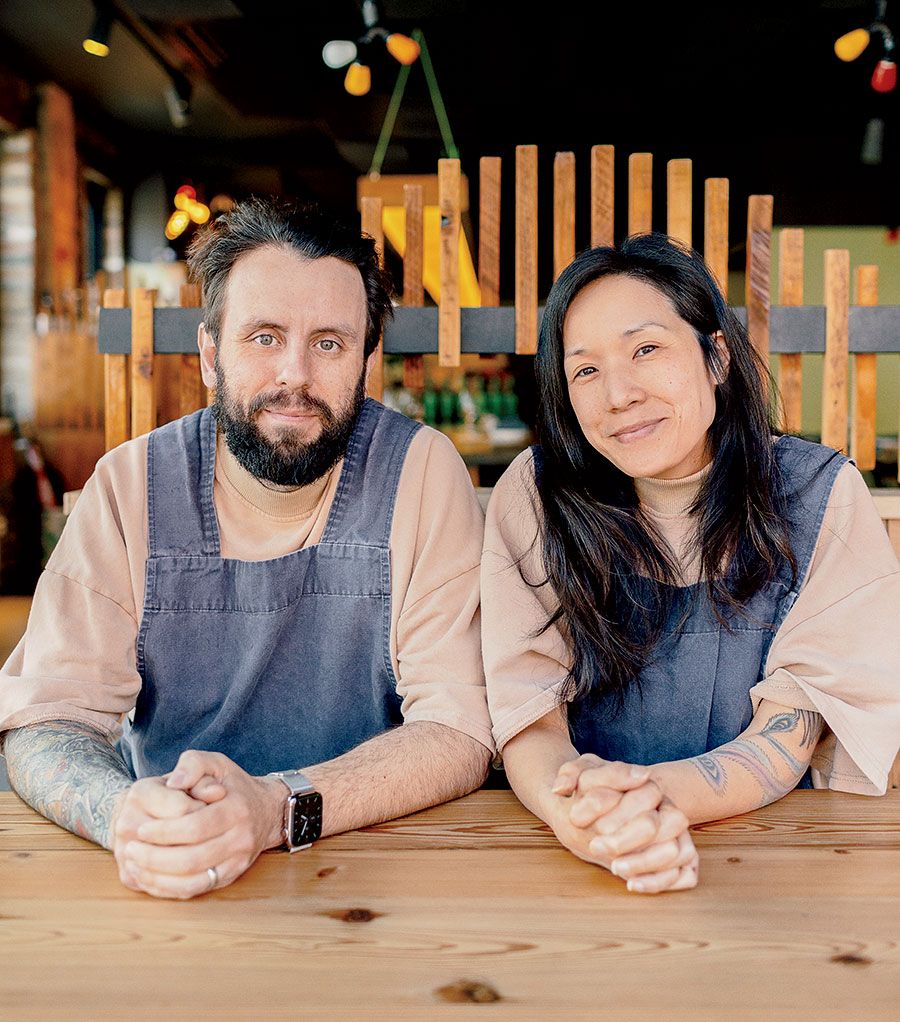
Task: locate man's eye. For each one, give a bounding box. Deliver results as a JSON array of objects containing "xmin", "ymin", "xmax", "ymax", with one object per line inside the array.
[
  {"xmin": 254, "ymin": 334, "xmax": 276, "ymax": 347},
  {"xmin": 318, "ymin": 338, "xmax": 339, "ymax": 351}
]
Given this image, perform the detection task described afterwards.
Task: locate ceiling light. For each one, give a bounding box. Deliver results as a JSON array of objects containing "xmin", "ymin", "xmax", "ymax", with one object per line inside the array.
[
  {"xmin": 872, "ymin": 58, "xmax": 898, "ymax": 90},
  {"xmin": 385, "ymin": 33, "xmax": 420, "ymax": 65},
  {"xmin": 344, "ymin": 62, "xmax": 371, "ymax": 96},
  {"xmin": 322, "ymin": 39, "xmax": 357, "ymax": 69},
  {"xmin": 834, "ymin": 28, "xmax": 870, "ymax": 61},
  {"xmin": 83, "ymin": 4, "xmax": 113, "ymax": 57}
]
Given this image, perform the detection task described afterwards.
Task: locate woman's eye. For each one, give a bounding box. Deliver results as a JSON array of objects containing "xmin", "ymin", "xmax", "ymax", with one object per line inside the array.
[
  {"xmin": 636, "ymin": 344, "xmax": 657, "ymax": 357},
  {"xmin": 573, "ymin": 366, "xmax": 596, "ymax": 380}
]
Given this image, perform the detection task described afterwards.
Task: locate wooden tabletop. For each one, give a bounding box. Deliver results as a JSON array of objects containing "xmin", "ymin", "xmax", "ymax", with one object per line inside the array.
[{"xmin": 2, "ymin": 788, "xmax": 899, "ymax": 1021}]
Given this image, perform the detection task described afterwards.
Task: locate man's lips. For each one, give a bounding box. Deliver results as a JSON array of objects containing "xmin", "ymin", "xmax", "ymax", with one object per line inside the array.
[{"xmin": 609, "ymin": 418, "xmax": 664, "ymax": 441}]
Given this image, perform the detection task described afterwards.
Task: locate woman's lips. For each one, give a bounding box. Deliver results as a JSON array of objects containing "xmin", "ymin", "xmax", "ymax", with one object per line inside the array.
[{"xmin": 610, "ymin": 418, "xmax": 664, "ymax": 442}]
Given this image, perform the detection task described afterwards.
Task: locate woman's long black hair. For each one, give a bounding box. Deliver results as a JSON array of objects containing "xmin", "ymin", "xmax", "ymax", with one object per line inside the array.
[{"xmin": 533, "ymin": 233, "xmax": 796, "ymax": 707}]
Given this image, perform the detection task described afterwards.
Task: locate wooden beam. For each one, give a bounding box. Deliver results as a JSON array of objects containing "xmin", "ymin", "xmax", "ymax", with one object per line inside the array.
[
  {"xmin": 130, "ymin": 288, "xmax": 156, "ymax": 439},
  {"xmin": 178, "ymin": 283, "xmax": 207, "ymax": 417},
  {"xmin": 628, "ymin": 152, "xmax": 652, "ymax": 236},
  {"xmin": 103, "ymin": 289, "xmax": 128, "ymax": 451},
  {"xmin": 666, "ymin": 159, "xmax": 692, "ymax": 247},
  {"xmin": 590, "ymin": 145, "xmax": 614, "ymax": 248},
  {"xmin": 553, "ymin": 151, "xmax": 576, "ymax": 279},
  {"xmin": 515, "ymin": 145, "xmax": 538, "ymax": 355},
  {"xmin": 852, "ymin": 265, "xmax": 878, "ymax": 470},
  {"xmin": 438, "ymin": 159, "xmax": 461, "ymax": 367},
  {"xmin": 822, "ymin": 249, "xmax": 850, "ymax": 453},
  {"xmin": 745, "ymin": 195, "xmax": 773, "ymax": 375},
  {"xmin": 704, "ymin": 178, "xmax": 729, "ymax": 299},
  {"xmin": 402, "ymin": 183, "xmax": 425, "ymax": 389},
  {"xmin": 478, "ymin": 157, "xmax": 501, "ymax": 307},
  {"xmin": 777, "ymin": 228, "xmax": 804, "ymax": 433}
]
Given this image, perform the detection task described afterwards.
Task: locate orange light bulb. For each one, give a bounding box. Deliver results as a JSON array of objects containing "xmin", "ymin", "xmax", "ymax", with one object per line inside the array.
[
  {"xmin": 165, "ymin": 210, "xmax": 190, "ymax": 241},
  {"xmin": 386, "ymin": 33, "xmax": 420, "ymax": 65},
  {"xmin": 344, "ymin": 62, "xmax": 371, "ymax": 96},
  {"xmin": 834, "ymin": 28, "xmax": 870, "ymax": 62}
]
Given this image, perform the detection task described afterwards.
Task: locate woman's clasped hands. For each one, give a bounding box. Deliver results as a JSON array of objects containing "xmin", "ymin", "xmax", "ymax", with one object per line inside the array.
[{"xmin": 550, "ymin": 754, "xmax": 698, "ymax": 893}]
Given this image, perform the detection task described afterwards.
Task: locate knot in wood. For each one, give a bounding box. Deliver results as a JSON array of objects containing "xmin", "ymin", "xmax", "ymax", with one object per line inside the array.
[{"xmin": 436, "ymin": 981, "xmax": 502, "ymax": 1003}]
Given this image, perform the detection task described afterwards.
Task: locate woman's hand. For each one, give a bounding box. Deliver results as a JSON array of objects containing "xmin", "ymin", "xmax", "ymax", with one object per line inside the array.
[{"xmin": 550, "ymin": 754, "xmax": 698, "ymax": 893}]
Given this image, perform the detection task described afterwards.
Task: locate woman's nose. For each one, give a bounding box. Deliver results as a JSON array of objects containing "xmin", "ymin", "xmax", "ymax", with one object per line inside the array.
[{"xmin": 602, "ymin": 368, "xmax": 644, "ymax": 411}]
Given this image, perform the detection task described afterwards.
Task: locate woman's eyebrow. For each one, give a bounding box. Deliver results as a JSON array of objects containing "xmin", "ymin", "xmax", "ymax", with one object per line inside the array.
[{"xmin": 623, "ymin": 320, "xmax": 666, "ymax": 336}]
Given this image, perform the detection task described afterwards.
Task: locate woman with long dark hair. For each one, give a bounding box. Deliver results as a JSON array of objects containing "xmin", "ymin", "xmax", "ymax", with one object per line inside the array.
[{"xmin": 482, "ymin": 234, "xmax": 900, "ymax": 893}]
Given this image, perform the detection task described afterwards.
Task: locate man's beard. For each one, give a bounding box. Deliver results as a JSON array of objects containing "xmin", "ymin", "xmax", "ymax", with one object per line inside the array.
[{"xmin": 214, "ymin": 357, "xmax": 367, "ymax": 488}]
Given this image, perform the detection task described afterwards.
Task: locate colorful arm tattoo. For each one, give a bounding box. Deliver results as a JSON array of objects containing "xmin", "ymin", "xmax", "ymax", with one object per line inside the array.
[
  {"xmin": 689, "ymin": 708, "xmax": 823, "ymax": 807},
  {"xmin": 3, "ymin": 720, "xmax": 133, "ymax": 849}
]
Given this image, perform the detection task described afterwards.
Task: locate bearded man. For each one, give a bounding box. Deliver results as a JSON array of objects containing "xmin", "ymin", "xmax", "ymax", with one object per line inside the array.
[{"xmin": 0, "ymin": 198, "xmax": 492, "ymax": 898}]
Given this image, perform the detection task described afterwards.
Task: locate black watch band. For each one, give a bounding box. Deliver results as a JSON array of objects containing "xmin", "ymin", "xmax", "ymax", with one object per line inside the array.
[{"xmin": 268, "ymin": 770, "xmax": 323, "ymax": 851}]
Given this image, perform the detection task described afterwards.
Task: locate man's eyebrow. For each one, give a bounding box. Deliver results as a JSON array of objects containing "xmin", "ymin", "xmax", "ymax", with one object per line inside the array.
[{"xmin": 233, "ymin": 318, "xmax": 362, "ymax": 338}]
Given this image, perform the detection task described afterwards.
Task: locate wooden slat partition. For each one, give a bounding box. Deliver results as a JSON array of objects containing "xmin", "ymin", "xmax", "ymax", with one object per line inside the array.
[
  {"xmin": 822, "ymin": 249, "xmax": 850, "ymax": 453},
  {"xmin": 402, "ymin": 183, "xmax": 425, "ymax": 389},
  {"xmin": 703, "ymin": 178, "xmax": 729, "ymax": 299},
  {"xmin": 438, "ymin": 158, "xmax": 461, "ymax": 367},
  {"xmin": 103, "ymin": 288, "xmax": 128, "ymax": 452},
  {"xmin": 515, "ymin": 145, "xmax": 538, "ymax": 355},
  {"xmin": 478, "ymin": 157, "xmax": 501, "ymax": 306},
  {"xmin": 778, "ymin": 229, "xmax": 804, "ymax": 434},
  {"xmin": 628, "ymin": 152, "xmax": 653, "ymax": 235},
  {"xmin": 130, "ymin": 288, "xmax": 156, "ymax": 439},
  {"xmin": 360, "ymin": 195, "xmax": 385, "ymax": 397},
  {"xmin": 666, "ymin": 159, "xmax": 692, "ymax": 247},
  {"xmin": 590, "ymin": 144, "xmax": 614, "ymax": 247},
  {"xmin": 745, "ymin": 194, "xmax": 773, "ymax": 369},
  {"xmin": 852, "ymin": 266, "xmax": 878, "ymax": 470},
  {"xmin": 553, "ymin": 151, "xmax": 576, "ymax": 279},
  {"xmin": 178, "ymin": 283, "xmax": 207, "ymax": 417}
]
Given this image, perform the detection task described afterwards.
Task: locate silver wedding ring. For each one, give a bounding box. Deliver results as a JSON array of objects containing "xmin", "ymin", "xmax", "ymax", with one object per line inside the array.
[{"xmin": 206, "ymin": 866, "xmax": 218, "ymax": 891}]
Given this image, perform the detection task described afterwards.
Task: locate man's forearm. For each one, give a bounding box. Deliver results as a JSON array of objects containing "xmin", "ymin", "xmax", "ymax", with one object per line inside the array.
[
  {"xmin": 3, "ymin": 720, "xmax": 133, "ymax": 848},
  {"xmin": 300, "ymin": 721, "xmax": 491, "ymax": 837},
  {"xmin": 650, "ymin": 705, "xmax": 823, "ymax": 825}
]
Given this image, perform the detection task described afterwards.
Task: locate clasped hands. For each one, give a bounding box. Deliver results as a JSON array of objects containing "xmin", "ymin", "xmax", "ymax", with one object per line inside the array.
[
  {"xmin": 110, "ymin": 750, "xmax": 285, "ymax": 900},
  {"xmin": 549, "ymin": 754, "xmax": 698, "ymax": 893}
]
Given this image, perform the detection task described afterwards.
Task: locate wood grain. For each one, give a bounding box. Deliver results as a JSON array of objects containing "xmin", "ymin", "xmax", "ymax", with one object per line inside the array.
[
  {"xmin": 478, "ymin": 156, "xmax": 501, "ymax": 307},
  {"xmin": 360, "ymin": 195, "xmax": 385, "ymax": 397},
  {"xmin": 851, "ymin": 265, "xmax": 878, "ymax": 470},
  {"xmin": 402, "ymin": 183, "xmax": 425, "ymax": 389},
  {"xmin": 103, "ymin": 290, "xmax": 128, "ymax": 451},
  {"xmin": 129, "ymin": 287, "xmax": 156, "ymax": 439},
  {"xmin": 590, "ymin": 144, "xmax": 615, "ymax": 247},
  {"xmin": 2, "ymin": 790, "xmax": 899, "ymax": 1021},
  {"xmin": 778, "ymin": 228, "xmax": 804, "ymax": 433},
  {"xmin": 745, "ymin": 195, "xmax": 773, "ymax": 377},
  {"xmin": 438, "ymin": 158, "xmax": 461, "ymax": 367},
  {"xmin": 553, "ymin": 151, "xmax": 576, "ymax": 279},
  {"xmin": 822, "ymin": 249, "xmax": 850, "ymax": 453},
  {"xmin": 666, "ymin": 158, "xmax": 692, "ymax": 247},
  {"xmin": 703, "ymin": 177, "xmax": 729, "ymax": 299},
  {"xmin": 628, "ymin": 152, "xmax": 653, "ymax": 236},
  {"xmin": 515, "ymin": 144, "xmax": 538, "ymax": 355}
]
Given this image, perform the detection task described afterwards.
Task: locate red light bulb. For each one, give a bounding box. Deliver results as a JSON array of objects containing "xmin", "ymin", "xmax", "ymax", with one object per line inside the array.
[{"xmin": 871, "ymin": 59, "xmax": 897, "ymax": 92}]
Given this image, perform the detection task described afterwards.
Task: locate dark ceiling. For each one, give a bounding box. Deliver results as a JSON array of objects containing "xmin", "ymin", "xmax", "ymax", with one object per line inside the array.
[{"xmin": 1, "ymin": 0, "xmax": 899, "ymax": 237}]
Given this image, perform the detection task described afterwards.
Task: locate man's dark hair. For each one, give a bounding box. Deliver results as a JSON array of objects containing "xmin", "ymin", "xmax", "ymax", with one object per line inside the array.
[
  {"xmin": 186, "ymin": 196, "xmax": 393, "ymax": 358},
  {"xmin": 532, "ymin": 232, "xmax": 796, "ymax": 708}
]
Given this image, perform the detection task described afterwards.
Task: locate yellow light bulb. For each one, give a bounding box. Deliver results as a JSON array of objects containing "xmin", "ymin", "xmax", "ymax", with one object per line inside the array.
[
  {"xmin": 344, "ymin": 62, "xmax": 371, "ymax": 96},
  {"xmin": 165, "ymin": 210, "xmax": 190, "ymax": 241},
  {"xmin": 188, "ymin": 201, "xmax": 210, "ymax": 225},
  {"xmin": 174, "ymin": 192, "xmax": 191, "ymax": 211},
  {"xmin": 386, "ymin": 33, "xmax": 420, "ymax": 65},
  {"xmin": 82, "ymin": 38, "xmax": 109, "ymax": 57},
  {"xmin": 834, "ymin": 28, "xmax": 870, "ymax": 62}
]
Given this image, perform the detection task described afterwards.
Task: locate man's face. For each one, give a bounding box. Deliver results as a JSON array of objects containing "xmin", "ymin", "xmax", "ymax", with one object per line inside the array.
[{"xmin": 198, "ymin": 245, "xmax": 370, "ymax": 487}]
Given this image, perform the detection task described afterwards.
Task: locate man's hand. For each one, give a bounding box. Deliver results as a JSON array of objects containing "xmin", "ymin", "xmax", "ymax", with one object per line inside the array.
[
  {"xmin": 111, "ymin": 750, "xmax": 285, "ymax": 900},
  {"xmin": 550, "ymin": 754, "xmax": 698, "ymax": 894}
]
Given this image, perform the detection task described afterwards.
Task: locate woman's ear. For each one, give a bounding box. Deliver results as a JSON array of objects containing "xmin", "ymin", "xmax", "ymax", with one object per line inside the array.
[{"xmin": 711, "ymin": 330, "xmax": 730, "ymax": 383}]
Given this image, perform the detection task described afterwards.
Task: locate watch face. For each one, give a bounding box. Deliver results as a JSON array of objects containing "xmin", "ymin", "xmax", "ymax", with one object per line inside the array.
[{"xmin": 289, "ymin": 791, "xmax": 323, "ymax": 847}]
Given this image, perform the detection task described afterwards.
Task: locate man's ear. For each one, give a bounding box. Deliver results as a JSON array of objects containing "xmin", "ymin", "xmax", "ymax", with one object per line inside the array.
[
  {"xmin": 198, "ymin": 322, "xmax": 217, "ymax": 391},
  {"xmin": 363, "ymin": 346, "xmax": 377, "ymax": 396}
]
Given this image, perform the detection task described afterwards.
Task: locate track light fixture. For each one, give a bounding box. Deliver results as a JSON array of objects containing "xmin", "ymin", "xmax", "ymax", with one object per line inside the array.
[
  {"xmin": 164, "ymin": 72, "xmax": 192, "ymax": 129},
  {"xmin": 83, "ymin": 3, "xmax": 113, "ymax": 57},
  {"xmin": 322, "ymin": 0, "xmax": 419, "ymax": 96}
]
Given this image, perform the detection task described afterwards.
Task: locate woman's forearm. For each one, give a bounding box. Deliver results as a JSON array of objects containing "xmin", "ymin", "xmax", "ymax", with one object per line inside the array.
[{"xmin": 650, "ymin": 701, "xmax": 823, "ymax": 824}]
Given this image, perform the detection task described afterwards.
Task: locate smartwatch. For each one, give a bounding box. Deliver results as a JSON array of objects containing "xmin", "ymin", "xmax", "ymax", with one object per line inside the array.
[{"xmin": 268, "ymin": 770, "xmax": 323, "ymax": 852}]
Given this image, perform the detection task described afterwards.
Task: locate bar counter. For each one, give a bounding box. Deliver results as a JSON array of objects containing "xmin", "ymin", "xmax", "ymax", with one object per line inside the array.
[{"xmin": 2, "ymin": 788, "xmax": 899, "ymax": 1020}]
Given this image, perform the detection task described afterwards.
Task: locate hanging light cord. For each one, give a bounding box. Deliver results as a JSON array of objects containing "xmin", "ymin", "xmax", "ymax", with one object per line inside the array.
[{"xmin": 369, "ymin": 28, "xmax": 458, "ymax": 177}]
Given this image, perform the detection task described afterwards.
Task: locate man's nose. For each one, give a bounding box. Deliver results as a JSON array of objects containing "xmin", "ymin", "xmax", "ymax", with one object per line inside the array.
[{"xmin": 273, "ymin": 342, "xmax": 311, "ymax": 390}]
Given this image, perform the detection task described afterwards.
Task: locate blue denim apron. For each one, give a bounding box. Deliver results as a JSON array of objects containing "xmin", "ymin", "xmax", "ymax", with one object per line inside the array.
[
  {"xmin": 119, "ymin": 399, "xmax": 421, "ymax": 778},
  {"xmin": 535, "ymin": 436, "xmax": 847, "ymax": 766}
]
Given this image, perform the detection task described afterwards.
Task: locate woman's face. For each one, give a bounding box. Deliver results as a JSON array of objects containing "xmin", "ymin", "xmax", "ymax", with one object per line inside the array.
[{"xmin": 562, "ymin": 274, "xmax": 723, "ymax": 481}]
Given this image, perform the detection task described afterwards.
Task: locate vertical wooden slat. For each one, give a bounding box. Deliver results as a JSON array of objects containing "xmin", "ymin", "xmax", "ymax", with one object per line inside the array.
[
  {"xmin": 553, "ymin": 151, "xmax": 576, "ymax": 279},
  {"xmin": 103, "ymin": 288, "xmax": 128, "ymax": 452},
  {"xmin": 704, "ymin": 178, "xmax": 729, "ymax": 299},
  {"xmin": 745, "ymin": 195, "xmax": 773, "ymax": 373},
  {"xmin": 590, "ymin": 144, "xmax": 614, "ymax": 247},
  {"xmin": 478, "ymin": 156, "xmax": 501, "ymax": 307},
  {"xmin": 179, "ymin": 282, "xmax": 206, "ymax": 417},
  {"xmin": 778, "ymin": 229, "xmax": 804, "ymax": 433},
  {"xmin": 822, "ymin": 249, "xmax": 850, "ymax": 453},
  {"xmin": 360, "ymin": 195, "xmax": 385, "ymax": 399},
  {"xmin": 130, "ymin": 287, "xmax": 156, "ymax": 439},
  {"xmin": 628, "ymin": 152, "xmax": 653, "ymax": 236},
  {"xmin": 515, "ymin": 145, "xmax": 538, "ymax": 355},
  {"xmin": 852, "ymin": 265, "xmax": 878, "ymax": 470},
  {"xmin": 666, "ymin": 159, "xmax": 692, "ymax": 247},
  {"xmin": 402, "ymin": 184, "xmax": 425, "ymax": 389},
  {"xmin": 438, "ymin": 158, "xmax": 461, "ymax": 367},
  {"xmin": 36, "ymin": 83, "xmax": 79, "ymax": 304}
]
